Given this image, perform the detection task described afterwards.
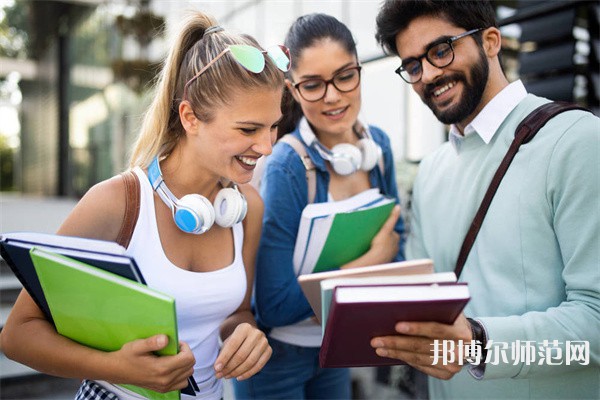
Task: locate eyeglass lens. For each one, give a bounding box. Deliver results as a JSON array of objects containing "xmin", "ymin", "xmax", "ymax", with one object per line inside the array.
[
  {"xmin": 266, "ymin": 45, "xmax": 291, "ymax": 72},
  {"xmin": 400, "ymin": 42, "xmax": 454, "ymax": 83},
  {"xmin": 230, "ymin": 45, "xmax": 291, "ymax": 73},
  {"xmin": 398, "ymin": 28, "xmax": 483, "ymax": 84},
  {"xmin": 184, "ymin": 44, "xmax": 291, "ymax": 100},
  {"xmin": 296, "ymin": 67, "xmax": 361, "ymax": 102}
]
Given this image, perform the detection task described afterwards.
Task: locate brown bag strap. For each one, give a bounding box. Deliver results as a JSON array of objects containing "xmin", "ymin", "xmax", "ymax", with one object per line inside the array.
[
  {"xmin": 454, "ymin": 101, "xmax": 590, "ymax": 278},
  {"xmin": 116, "ymin": 170, "xmax": 141, "ymax": 249},
  {"xmin": 279, "ymin": 135, "xmax": 317, "ymax": 204}
]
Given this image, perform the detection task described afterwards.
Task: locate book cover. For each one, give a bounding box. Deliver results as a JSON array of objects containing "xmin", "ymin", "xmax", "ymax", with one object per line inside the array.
[
  {"xmin": 30, "ymin": 247, "xmax": 180, "ymax": 400},
  {"xmin": 0, "ymin": 232, "xmax": 144, "ymax": 324},
  {"xmin": 298, "ymin": 259, "xmax": 434, "ymax": 324},
  {"xmin": 319, "ymin": 283, "xmax": 470, "ymax": 368},
  {"xmin": 311, "ymin": 201, "xmax": 395, "ymax": 273},
  {"xmin": 320, "ymin": 271, "xmax": 457, "ymax": 335},
  {"xmin": 293, "ymin": 189, "xmax": 395, "ymax": 275}
]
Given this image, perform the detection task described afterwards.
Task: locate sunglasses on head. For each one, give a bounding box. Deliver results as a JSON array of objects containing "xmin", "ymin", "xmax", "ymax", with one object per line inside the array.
[{"xmin": 183, "ymin": 44, "xmax": 291, "ymax": 100}]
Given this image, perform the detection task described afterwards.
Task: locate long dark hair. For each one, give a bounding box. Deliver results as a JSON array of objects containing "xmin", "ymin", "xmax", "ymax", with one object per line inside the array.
[{"xmin": 278, "ymin": 13, "xmax": 358, "ymax": 138}]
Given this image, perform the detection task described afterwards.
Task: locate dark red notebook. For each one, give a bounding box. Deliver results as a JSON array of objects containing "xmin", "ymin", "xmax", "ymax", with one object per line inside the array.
[{"xmin": 319, "ymin": 283, "xmax": 470, "ymax": 368}]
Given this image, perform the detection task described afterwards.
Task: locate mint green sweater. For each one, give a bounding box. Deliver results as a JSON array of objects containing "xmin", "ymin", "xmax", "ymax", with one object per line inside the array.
[{"xmin": 408, "ymin": 94, "xmax": 599, "ymax": 399}]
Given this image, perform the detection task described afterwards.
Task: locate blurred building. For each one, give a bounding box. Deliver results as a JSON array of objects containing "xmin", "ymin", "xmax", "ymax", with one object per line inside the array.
[
  {"xmin": 0, "ymin": 0, "xmax": 598, "ymax": 397},
  {"xmin": 1, "ymin": 0, "xmax": 597, "ymax": 198}
]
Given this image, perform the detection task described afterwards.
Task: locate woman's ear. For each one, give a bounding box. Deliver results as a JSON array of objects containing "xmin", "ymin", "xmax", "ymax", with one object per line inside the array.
[
  {"xmin": 285, "ymin": 78, "xmax": 301, "ymax": 103},
  {"xmin": 179, "ymin": 100, "xmax": 198, "ymax": 133},
  {"xmin": 482, "ymin": 27, "xmax": 502, "ymax": 58}
]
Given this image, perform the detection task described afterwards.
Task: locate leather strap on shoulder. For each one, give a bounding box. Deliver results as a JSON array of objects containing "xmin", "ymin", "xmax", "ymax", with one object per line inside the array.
[
  {"xmin": 116, "ymin": 170, "xmax": 141, "ymax": 249},
  {"xmin": 279, "ymin": 135, "xmax": 317, "ymax": 204},
  {"xmin": 454, "ymin": 101, "xmax": 590, "ymax": 278}
]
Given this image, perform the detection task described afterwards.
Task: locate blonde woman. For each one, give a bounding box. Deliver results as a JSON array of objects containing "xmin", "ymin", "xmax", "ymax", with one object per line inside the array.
[{"xmin": 1, "ymin": 11, "xmax": 289, "ymax": 400}]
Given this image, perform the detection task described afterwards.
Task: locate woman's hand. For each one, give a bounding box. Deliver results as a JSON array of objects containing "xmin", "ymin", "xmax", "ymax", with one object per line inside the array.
[
  {"xmin": 110, "ymin": 334, "xmax": 195, "ymax": 393},
  {"xmin": 213, "ymin": 322, "xmax": 272, "ymax": 381},
  {"xmin": 341, "ymin": 205, "xmax": 401, "ymax": 269},
  {"xmin": 369, "ymin": 204, "xmax": 401, "ymax": 261}
]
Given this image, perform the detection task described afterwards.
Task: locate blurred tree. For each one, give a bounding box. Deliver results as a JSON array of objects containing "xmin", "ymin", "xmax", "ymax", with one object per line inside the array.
[
  {"xmin": 111, "ymin": 0, "xmax": 165, "ymax": 94},
  {"xmin": 0, "ymin": 0, "xmax": 29, "ymax": 58},
  {"xmin": 0, "ymin": 134, "xmax": 15, "ymax": 191}
]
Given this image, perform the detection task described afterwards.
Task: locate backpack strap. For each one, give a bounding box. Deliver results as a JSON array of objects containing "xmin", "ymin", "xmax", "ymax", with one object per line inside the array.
[
  {"xmin": 454, "ymin": 101, "xmax": 590, "ymax": 278},
  {"xmin": 116, "ymin": 170, "xmax": 141, "ymax": 249},
  {"xmin": 279, "ymin": 135, "xmax": 317, "ymax": 204}
]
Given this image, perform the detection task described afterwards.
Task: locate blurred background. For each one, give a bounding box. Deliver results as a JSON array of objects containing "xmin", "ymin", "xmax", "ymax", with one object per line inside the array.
[{"xmin": 0, "ymin": 0, "xmax": 598, "ymax": 398}]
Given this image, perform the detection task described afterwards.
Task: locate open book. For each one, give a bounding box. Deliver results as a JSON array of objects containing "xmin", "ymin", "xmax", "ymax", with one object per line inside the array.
[
  {"xmin": 293, "ymin": 189, "xmax": 396, "ymax": 275},
  {"xmin": 0, "ymin": 232, "xmax": 142, "ymax": 324}
]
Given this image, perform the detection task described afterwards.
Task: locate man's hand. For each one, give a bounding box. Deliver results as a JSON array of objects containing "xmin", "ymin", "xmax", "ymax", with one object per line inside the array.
[{"xmin": 370, "ymin": 313, "xmax": 472, "ymax": 380}]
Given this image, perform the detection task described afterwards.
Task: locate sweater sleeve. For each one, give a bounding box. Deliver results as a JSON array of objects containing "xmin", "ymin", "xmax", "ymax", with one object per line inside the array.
[
  {"xmin": 479, "ymin": 113, "xmax": 600, "ymax": 379},
  {"xmin": 254, "ymin": 146, "xmax": 314, "ymax": 328}
]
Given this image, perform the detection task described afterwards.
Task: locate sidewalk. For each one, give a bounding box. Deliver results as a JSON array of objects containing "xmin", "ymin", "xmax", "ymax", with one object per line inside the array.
[
  {"xmin": 0, "ymin": 193, "xmax": 80, "ymax": 399},
  {"xmin": 0, "ymin": 193, "xmax": 78, "ymax": 234}
]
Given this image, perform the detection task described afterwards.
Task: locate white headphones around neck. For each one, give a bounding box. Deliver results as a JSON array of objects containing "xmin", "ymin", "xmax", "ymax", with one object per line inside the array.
[
  {"xmin": 300, "ymin": 118, "xmax": 382, "ymax": 176},
  {"xmin": 148, "ymin": 155, "xmax": 247, "ymax": 234}
]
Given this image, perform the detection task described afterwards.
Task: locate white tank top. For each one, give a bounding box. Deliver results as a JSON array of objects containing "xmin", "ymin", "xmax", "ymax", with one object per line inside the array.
[{"xmin": 97, "ymin": 167, "xmax": 247, "ymax": 400}]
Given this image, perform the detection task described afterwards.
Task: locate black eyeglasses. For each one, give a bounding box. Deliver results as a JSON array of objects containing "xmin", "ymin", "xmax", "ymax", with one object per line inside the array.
[
  {"xmin": 292, "ymin": 66, "xmax": 362, "ymax": 102},
  {"xmin": 395, "ymin": 28, "xmax": 485, "ymax": 84}
]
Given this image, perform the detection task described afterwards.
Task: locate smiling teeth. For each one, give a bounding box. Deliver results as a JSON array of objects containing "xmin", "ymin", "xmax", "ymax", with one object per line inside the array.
[
  {"xmin": 237, "ymin": 156, "xmax": 257, "ymax": 166},
  {"xmin": 325, "ymin": 108, "xmax": 345, "ymax": 116},
  {"xmin": 434, "ymin": 82, "xmax": 455, "ymax": 97}
]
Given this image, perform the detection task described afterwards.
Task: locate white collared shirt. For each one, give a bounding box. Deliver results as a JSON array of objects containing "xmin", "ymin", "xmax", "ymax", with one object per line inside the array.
[{"xmin": 449, "ymin": 80, "xmax": 528, "ymax": 152}]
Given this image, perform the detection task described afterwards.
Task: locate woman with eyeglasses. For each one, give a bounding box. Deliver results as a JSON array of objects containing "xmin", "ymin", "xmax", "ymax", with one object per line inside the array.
[
  {"xmin": 233, "ymin": 13, "xmax": 405, "ymax": 399},
  {"xmin": 1, "ymin": 11, "xmax": 290, "ymax": 400}
]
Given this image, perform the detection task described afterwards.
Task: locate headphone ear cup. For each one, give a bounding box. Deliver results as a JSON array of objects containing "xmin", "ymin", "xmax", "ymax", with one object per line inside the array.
[
  {"xmin": 175, "ymin": 194, "xmax": 215, "ymax": 234},
  {"xmin": 357, "ymin": 138, "xmax": 382, "ymax": 171},
  {"xmin": 329, "ymin": 143, "xmax": 362, "ymax": 175},
  {"xmin": 214, "ymin": 187, "xmax": 247, "ymax": 227}
]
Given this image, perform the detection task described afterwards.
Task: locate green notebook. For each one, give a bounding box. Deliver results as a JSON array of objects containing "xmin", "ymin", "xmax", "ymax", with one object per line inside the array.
[
  {"xmin": 293, "ymin": 189, "xmax": 396, "ymax": 275},
  {"xmin": 30, "ymin": 247, "xmax": 180, "ymax": 400},
  {"xmin": 312, "ymin": 201, "xmax": 395, "ymax": 273}
]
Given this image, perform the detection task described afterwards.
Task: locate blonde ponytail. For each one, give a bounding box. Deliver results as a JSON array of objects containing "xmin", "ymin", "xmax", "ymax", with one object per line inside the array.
[{"xmin": 129, "ymin": 12, "xmax": 283, "ymax": 168}]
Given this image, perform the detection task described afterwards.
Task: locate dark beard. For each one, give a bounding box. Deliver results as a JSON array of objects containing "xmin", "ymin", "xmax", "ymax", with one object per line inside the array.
[{"xmin": 422, "ymin": 50, "xmax": 489, "ymax": 125}]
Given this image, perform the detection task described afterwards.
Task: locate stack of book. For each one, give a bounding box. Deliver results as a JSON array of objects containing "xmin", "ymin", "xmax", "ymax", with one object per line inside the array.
[
  {"xmin": 0, "ymin": 232, "xmax": 197, "ymax": 400},
  {"xmin": 293, "ymin": 188, "xmax": 396, "ymax": 275},
  {"xmin": 298, "ymin": 259, "xmax": 470, "ymax": 368}
]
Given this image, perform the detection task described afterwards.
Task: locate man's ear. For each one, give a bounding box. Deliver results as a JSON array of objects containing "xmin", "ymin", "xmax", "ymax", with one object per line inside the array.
[
  {"xmin": 179, "ymin": 100, "xmax": 199, "ymax": 133},
  {"xmin": 482, "ymin": 27, "xmax": 502, "ymax": 58},
  {"xmin": 285, "ymin": 79, "xmax": 301, "ymax": 103}
]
